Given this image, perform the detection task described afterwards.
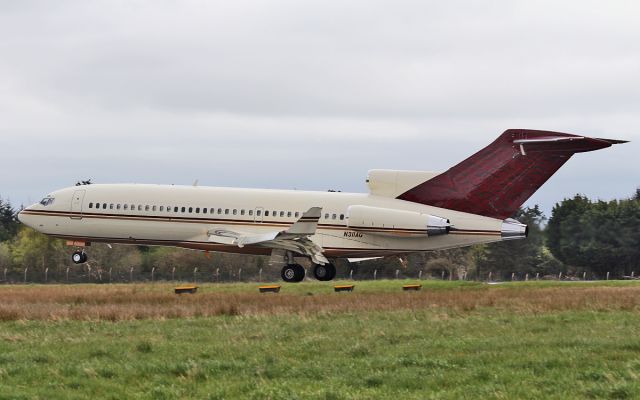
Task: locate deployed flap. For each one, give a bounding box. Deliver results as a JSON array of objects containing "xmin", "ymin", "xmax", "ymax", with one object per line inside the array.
[{"xmin": 207, "ymin": 207, "xmax": 328, "ymax": 265}]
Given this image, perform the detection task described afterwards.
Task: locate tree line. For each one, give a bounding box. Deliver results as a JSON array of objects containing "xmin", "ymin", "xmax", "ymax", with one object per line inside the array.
[{"xmin": 0, "ymin": 189, "xmax": 638, "ymax": 283}]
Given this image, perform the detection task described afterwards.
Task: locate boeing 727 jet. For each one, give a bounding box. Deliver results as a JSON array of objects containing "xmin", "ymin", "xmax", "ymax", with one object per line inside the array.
[{"xmin": 18, "ymin": 129, "xmax": 626, "ymax": 282}]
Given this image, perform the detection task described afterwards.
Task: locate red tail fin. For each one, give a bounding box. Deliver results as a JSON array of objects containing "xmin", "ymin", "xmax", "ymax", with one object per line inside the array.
[{"xmin": 397, "ymin": 129, "xmax": 626, "ymax": 219}]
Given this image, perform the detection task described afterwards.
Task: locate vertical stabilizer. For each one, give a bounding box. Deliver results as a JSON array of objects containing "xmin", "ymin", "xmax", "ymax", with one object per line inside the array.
[{"xmin": 397, "ymin": 129, "xmax": 626, "ymax": 219}]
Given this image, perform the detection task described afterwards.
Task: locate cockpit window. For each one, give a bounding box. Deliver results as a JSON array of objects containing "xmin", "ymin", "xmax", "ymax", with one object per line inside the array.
[{"xmin": 39, "ymin": 197, "xmax": 55, "ymax": 207}]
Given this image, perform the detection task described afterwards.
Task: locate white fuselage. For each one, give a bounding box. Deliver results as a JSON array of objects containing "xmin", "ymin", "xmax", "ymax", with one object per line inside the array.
[{"xmin": 19, "ymin": 184, "xmax": 508, "ymax": 259}]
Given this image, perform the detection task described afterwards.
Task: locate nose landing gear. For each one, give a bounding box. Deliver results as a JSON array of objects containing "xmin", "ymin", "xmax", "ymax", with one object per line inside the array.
[{"xmin": 71, "ymin": 249, "xmax": 88, "ymax": 264}]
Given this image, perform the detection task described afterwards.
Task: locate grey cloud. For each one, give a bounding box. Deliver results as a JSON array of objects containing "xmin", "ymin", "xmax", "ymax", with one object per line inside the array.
[{"xmin": 0, "ymin": 0, "xmax": 638, "ymax": 215}]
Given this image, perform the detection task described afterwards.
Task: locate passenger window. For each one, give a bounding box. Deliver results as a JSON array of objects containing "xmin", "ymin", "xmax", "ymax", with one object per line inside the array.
[
  {"xmin": 210, "ymin": 208, "xmax": 215, "ymax": 214},
  {"xmin": 280, "ymin": 211, "xmax": 285, "ymax": 217},
  {"xmin": 273, "ymin": 211, "xmax": 277, "ymax": 217},
  {"xmin": 103, "ymin": 204, "xmax": 108, "ymax": 210},
  {"xmin": 124, "ymin": 204, "xmax": 128, "ymax": 210},
  {"xmin": 95, "ymin": 203, "xmax": 100, "ymax": 209},
  {"xmin": 131, "ymin": 204, "xmax": 135, "ymax": 210},
  {"xmin": 265, "ymin": 211, "xmax": 269, "ymax": 217},
  {"xmin": 117, "ymin": 204, "xmax": 121, "ymax": 210},
  {"xmin": 196, "ymin": 208, "xmax": 200, "ymax": 213},
  {"xmin": 153, "ymin": 205, "xmax": 157, "ymax": 211},
  {"xmin": 159, "ymin": 206, "xmax": 163, "ymax": 212},
  {"xmin": 188, "ymin": 207, "xmax": 193, "ymax": 213},
  {"xmin": 332, "ymin": 214, "xmax": 337, "ymax": 220},
  {"xmin": 137, "ymin": 205, "xmax": 142, "ymax": 211},
  {"xmin": 167, "ymin": 206, "xmax": 171, "ymax": 212},
  {"xmin": 287, "ymin": 211, "xmax": 292, "ymax": 217},
  {"xmin": 181, "ymin": 207, "xmax": 186, "ymax": 213},
  {"xmin": 89, "ymin": 203, "xmax": 93, "ymax": 208},
  {"xmin": 203, "ymin": 208, "xmax": 207, "ymax": 214},
  {"xmin": 233, "ymin": 209, "xmax": 237, "ymax": 215},
  {"xmin": 218, "ymin": 208, "xmax": 222, "ymax": 214},
  {"xmin": 249, "ymin": 210, "xmax": 253, "ymax": 216},
  {"xmin": 174, "ymin": 207, "xmax": 179, "ymax": 212},
  {"xmin": 110, "ymin": 204, "xmax": 114, "ymax": 210},
  {"xmin": 295, "ymin": 212, "xmax": 300, "ymax": 218},
  {"xmin": 225, "ymin": 209, "xmax": 229, "ymax": 215},
  {"xmin": 145, "ymin": 205, "xmax": 150, "ymax": 211},
  {"xmin": 325, "ymin": 213, "xmax": 329, "ymax": 219},
  {"xmin": 340, "ymin": 214, "xmax": 344, "ymax": 220},
  {"xmin": 240, "ymin": 209, "xmax": 245, "ymax": 216},
  {"xmin": 256, "ymin": 210, "xmax": 261, "ymax": 216}
]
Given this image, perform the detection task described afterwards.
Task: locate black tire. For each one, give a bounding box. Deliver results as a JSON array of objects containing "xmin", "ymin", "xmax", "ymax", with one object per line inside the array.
[
  {"xmin": 81, "ymin": 252, "xmax": 88, "ymax": 263},
  {"xmin": 281, "ymin": 264, "xmax": 305, "ymax": 283},
  {"xmin": 313, "ymin": 263, "xmax": 336, "ymax": 281},
  {"xmin": 71, "ymin": 250, "xmax": 86, "ymax": 264}
]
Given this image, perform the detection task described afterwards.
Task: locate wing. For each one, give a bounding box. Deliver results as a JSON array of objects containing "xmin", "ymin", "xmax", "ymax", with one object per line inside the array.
[{"xmin": 207, "ymin": 207, "xmax": 329, "ymax": 265}]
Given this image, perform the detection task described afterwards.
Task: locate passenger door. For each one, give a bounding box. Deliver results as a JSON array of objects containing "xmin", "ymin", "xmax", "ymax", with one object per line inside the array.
[{"xmin": 70, "ymin": 190, "xmax": 86, "ymax": 220}]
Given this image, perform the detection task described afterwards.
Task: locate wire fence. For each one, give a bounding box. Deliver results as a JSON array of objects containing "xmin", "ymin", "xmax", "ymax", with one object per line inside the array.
[{"xmin": 0, "ymin": 265, "xmax": 636, "ymax": 284}]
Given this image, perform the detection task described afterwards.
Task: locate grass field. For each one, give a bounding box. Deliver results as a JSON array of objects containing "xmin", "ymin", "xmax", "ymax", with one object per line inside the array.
[{"xmin": 1, "ymin": 280, "xmax": 640, "ymax": 399}]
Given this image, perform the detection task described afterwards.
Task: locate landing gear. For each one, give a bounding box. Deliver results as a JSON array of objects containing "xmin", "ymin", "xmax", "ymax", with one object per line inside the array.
[
  {"xmin": 281, "ymin": 264, "xmax": 306, "ymax": 283},
  {"xmin": 313, "ymin": 263, "xmax": 336, "ymax": 281},
  {"xmin": 71, "ymin": 250, "xmax": 87, "ymax": 264}
]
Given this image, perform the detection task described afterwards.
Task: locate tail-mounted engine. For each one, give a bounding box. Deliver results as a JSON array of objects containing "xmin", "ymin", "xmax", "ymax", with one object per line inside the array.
[{"xmin": 346, "ymin": 205, "xmax": 450, "ymax": 237}]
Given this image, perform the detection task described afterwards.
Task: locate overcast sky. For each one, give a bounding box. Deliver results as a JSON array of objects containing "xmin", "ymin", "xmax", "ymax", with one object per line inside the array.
[{"xmin": 1, "ymin": 0, "xmax": 638, "ymax": 217}]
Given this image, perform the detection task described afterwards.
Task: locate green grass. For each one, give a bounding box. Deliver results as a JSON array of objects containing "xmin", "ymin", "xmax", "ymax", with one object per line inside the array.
[{"xmin": 2, "ymin": 281, "xmax": 640, "ymax": 399}]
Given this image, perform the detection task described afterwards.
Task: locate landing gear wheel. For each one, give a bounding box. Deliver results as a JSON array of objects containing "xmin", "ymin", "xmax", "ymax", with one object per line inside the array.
[
  {"xmin": 281, "ymin": 264, "xmax": 305, "ymax": 283},
  {"xmin": 313, "ymin": 263, "xmax": 336, "ymax": 281},
  {"xmin": 72, "ymin": 250, "xmax": 87, "ymax": 264}
]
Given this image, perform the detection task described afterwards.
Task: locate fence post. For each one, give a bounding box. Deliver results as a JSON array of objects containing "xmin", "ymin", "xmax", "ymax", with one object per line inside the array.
[
  {"xmin": 583, "ymin": 271, "xmax": 586, "ymax": 280},
  {"xmin": 536, "ymin": 272, "xmax": 539, "ymax": 280},
  {"xmin": 441, "ymin": 270, "xmax": 445, "ymax": 280},
  {"xmin": 395, "ymin": 269, "xmax": 399, "ymax": 280},
  {"xmin": 525, "ymin": 273, "xmax": 528, "ymax": 281},
  {"xmin": 151, "ymin": 267, "xmax": 155, "ymax": 282},
  {"xmin": 419, "ymin": 270, "xmax": 422, "ymax": 280},
  {"xmin": 632, "ymin": 271, "xmax": 635, "ymax": 279},
  {"xmin": 87, "ymin": 265, "xmax": 91, "ymax": 282},
  {"xmin": 130, "ymin": 266, "xmax": 134, "ymax": 282},
  {"xmin": 511, "ymin": 272, "xmax": 515, "ymax": 281},
  {"xmin": 216, "ymin": 268, "xmax": 220, "ymax": 282},
  {"xmin": 350, "ymin": 269, "xmax": 354, "ymax": 280},
  {"xmin": 3, "ymin": 268, "xmax": 6, "ymax": 283},
  {"xmin": 66, "ymin": 267, "xmax": 70, "ymax": 282},
  {"xmin": 238, "ymin": 268, "xmax": 242, "ymax": 282},
  {"xmin": 259, "ymin": 268, "xmax": 262, "ymax": 282},
  {"xmin": 373, "ymin": 269, "xmax": 377, "ymax": 280},
  {"xmin": 109, "ymin": 267, "xmax": 112, "ymax": 283},
  {"xmin": 194, "ymin": 267, "xmax": 198, "ymax": 283},
  {"xmin": 606, "ymin": 271, "xmax": 610, "ymax": 281},
  {"xmin": 24, "ymin": 267, "xmax": 28, "ymax": 283},
  {"xmin": 45, "ymin": 267, "xmax": 49, "ymax": 283},
  {"xmin": 559, "ymin": 272, "xmax": 562, "ymax": 280}
]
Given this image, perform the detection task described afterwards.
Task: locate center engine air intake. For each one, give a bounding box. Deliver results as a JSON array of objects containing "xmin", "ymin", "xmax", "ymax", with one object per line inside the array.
[{"xmin": 346, "ymin": 205, "xmax": 450, "ymax": 237}]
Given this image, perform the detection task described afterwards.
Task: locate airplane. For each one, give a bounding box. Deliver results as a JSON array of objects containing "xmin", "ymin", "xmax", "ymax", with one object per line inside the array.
[{"xmin": 18, "ymin": 129, "xmax": 626, "ymax": 282}]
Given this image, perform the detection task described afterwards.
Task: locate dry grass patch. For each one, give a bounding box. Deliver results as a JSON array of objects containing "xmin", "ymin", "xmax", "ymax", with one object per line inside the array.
[{"xmin": 1, "ymin": 282, "xmax": 640, "ymax": 321}]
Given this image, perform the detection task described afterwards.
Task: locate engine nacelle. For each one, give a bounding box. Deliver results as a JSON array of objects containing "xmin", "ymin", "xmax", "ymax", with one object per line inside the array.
[{"xmin": 346, "ymin": 205, "xmax": 450, "ymax": 237}]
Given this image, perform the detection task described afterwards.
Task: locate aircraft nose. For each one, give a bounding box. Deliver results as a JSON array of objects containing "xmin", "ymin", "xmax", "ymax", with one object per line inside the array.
[{"xmin": 17, "ymin": 210, "xmax": 24, "ymax": 223}]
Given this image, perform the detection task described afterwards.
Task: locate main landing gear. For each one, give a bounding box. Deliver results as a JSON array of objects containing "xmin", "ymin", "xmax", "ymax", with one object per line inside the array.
[
  {"xmin": 281, "ymin": 264, "xmax": 305, "ymax": 283},
  {"xmin": 313, "ymin": 263, "xmax": 336, "ymax": 281},
  {"xmin": 280, "ymin": 262, "xmax": 337, "ymax": 283},
  {"xmin": 71, "ymin": 249, "xmax": 88, "ymax": 264}
]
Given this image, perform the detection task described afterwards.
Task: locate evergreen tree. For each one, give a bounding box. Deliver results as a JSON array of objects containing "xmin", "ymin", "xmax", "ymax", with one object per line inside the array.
[
  {"xmin": 0, "ymin": 198, "xmax": 18, "ymax": 242},
  {"xmin": 478, "ymin": 206, "xmax": 547, "ymax": 279}
]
